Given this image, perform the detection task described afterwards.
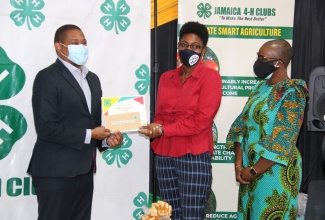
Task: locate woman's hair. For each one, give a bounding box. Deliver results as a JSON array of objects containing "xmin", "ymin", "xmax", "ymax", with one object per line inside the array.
[{"xmin": 179, "ymin": 21, "xmax": 209, "ymax": 46}]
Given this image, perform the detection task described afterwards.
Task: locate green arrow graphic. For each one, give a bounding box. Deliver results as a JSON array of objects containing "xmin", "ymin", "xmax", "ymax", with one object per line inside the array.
[
  {"xmin": 0, "ymin": 105, "xmax": 27, "ymax": 159},
  {"xmin": 0, "ymin": 47, "xmax": 26, "ymax": 100}
]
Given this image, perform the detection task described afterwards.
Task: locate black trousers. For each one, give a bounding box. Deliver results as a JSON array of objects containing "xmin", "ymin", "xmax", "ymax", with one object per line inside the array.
[{"xmin": 32, "ymin": 170, "xmax": 94, "ymax": 220}]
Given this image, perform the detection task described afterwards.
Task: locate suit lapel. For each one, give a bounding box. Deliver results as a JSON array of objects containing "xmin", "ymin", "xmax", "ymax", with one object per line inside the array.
[{"xmin": 55, "ymin": 59, "xmax": 90, "ymax": 114}]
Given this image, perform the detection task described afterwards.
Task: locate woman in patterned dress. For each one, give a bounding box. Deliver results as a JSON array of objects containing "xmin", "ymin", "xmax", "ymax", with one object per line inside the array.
[{"xmin": 226, "ymin": 39, "xmax": 308, "ymax": 220}]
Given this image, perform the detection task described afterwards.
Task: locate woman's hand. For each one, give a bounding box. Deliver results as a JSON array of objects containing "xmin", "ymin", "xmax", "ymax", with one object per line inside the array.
[
  {"xmin": 235, "ymin": 165, "xmax": 250, "ymax": 185},
  {"xmin": 238, "ymin": 167, "xmax": 256, "ymax": 184},
  {"xmin": 234, "ymin": 143, "xmax": 250, "ymax": 184},
  {"xmin": 138, "ymin": 123, "xmax": 163, "ymax": 139}
]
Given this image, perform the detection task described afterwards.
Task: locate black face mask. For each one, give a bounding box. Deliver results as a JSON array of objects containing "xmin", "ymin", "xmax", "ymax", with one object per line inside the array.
[
  {"xmin": 253, "ymin": 60, "xmax": 278, "ymax": 79},
  {"xmin": 179, "ymin": 49, "xmax": 201, "ymax": 67}
]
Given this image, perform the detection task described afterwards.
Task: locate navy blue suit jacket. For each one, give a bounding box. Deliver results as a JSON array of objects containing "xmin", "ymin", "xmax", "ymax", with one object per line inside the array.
[{"xmin": 28, "ymin": 59, "xmax": 105, "ymax": 177}]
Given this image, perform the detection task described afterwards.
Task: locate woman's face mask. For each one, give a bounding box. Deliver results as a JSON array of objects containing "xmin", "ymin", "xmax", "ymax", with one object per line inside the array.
[
  {"xmin": 253, "ymin": 59, "xmax": 279, "ymax": 79},
  {"xmin": 178, "ymin": 49, "xmax": 201, "ymax": 67}
]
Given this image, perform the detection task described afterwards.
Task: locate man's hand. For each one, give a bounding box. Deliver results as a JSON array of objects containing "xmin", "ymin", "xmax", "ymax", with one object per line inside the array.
[
  {"xmin": 106, "ymin": 131, "xmax": 123, "ymax": 147},
  {"xmin": 92, "ymin": 126, "xmax": 111, "ymax": 140}
]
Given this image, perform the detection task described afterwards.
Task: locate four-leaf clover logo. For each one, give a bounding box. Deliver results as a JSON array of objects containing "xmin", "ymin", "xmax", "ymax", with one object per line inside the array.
[
  {"xmin": 102, "ymin": 133, "xmax": 133, "ymax": 167},
  {"xmin": 132, "ymin": 192, "xmax": 148, "ymax": 219},
  {"xmin": 100, "ymin": 0, "xmax": 131, "ymax": 34},
  {"xmin": 10, "ymin": 0, "xmax": 45, "ymax": 30},
  {"xmin": 103, "ymin": 99, "xmax": 111, "ymax": 107},
  {"xmin": 135, "ymin": 64, "xmax": 150, "ymax": 95},
  {"xmin": 197, "ymin": 3, "xmax": 212, "ymax": 19}
]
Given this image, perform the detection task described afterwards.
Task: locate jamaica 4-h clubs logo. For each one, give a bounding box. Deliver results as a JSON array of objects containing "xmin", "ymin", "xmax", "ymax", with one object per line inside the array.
[
  {"xmin": 10, "ymin": 0, "xmax": 45, "ymax": 30},
  {"xmin": 102, "ymin": 133, "xmax": 133, "ymax": 167},
  {"xmin": 197, "ymin": 3, "xmax": 213, "ymax": 19},
  {"xmin": 134, "ymin": 64, "xmax": 150, "ymax": 95},
  {"xmin": 100, "ymin": 0, "xmax": 131, "ymax": 34}
]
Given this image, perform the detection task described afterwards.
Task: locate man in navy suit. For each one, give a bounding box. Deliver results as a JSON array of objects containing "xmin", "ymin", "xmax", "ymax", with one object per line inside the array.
[{"xmin": 27, "ymin": 24, "xmax": 122, "ymax": 220}]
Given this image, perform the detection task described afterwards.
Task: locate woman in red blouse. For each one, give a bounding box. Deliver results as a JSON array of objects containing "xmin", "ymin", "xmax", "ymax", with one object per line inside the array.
[{"xmin": 139, "ymin": 21, "xmax": 222, "ymax": 220}]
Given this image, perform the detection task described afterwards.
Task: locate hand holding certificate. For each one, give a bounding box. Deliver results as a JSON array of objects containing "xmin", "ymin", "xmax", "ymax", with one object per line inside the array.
[
  {"xmin": 138, "ymin": 123, "xmax": 163, "ymax": 139},
  {"xmin": 101, "ymin": 95, "xmax": 147, "ymax": 133}
]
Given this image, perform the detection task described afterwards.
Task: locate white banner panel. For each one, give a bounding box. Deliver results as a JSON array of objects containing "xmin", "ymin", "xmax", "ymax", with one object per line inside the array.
[
  {"xmin": 0, "ymin": 1, "xmax": 150, "ymax": 219},
  {"xmin": 178, "ymin": 1, "xmax": 294, "ymax": 219}
]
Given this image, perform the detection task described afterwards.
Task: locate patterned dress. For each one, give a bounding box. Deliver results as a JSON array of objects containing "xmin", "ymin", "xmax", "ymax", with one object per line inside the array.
[{"xmin": 226, "ymin": 78, "xmax": 308, "ymax": 220}]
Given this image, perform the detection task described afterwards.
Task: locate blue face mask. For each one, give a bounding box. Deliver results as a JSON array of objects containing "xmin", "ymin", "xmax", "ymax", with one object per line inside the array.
[{"xmin": 60, "ymin": 43, "xmax": 88, "ymax": 66}]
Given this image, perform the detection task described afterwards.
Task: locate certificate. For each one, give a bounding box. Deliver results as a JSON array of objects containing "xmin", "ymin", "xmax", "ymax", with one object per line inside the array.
[{"xmin": 101, "ymin": 95, "xmax": 147, "ymax": 132}]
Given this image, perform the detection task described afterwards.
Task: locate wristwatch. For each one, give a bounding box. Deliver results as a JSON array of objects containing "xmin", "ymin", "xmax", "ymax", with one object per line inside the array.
[{"xmin": 250, "ymin": 166, "xmax": 258, "ymax": 176}]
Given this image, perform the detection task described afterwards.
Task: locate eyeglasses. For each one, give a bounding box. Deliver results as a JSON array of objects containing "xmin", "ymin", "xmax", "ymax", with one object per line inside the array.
[
  {"xmin": 178, "ymin": 42, "xmax": 205, "ymax": 51},
  {"xmin": 257, "ymin": 53, "xmax": 283, "ymax": 63}
]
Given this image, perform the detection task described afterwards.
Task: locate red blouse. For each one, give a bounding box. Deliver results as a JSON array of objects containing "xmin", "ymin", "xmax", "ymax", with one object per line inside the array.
[{"xmin": 152, "ymin": 62, "xmax": 222, "ymax": 157}]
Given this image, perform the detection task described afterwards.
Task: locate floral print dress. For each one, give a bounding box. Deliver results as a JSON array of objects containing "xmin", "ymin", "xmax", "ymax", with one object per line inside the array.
[{"xmin": 226, "ymin": 79, "xmax": 308, "ymax": 220}]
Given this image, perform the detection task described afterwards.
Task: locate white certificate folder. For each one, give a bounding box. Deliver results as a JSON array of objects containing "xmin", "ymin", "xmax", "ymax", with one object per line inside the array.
[{"xmin": 101, "ymin": 95, "xmax": 147, "ymax": 132}]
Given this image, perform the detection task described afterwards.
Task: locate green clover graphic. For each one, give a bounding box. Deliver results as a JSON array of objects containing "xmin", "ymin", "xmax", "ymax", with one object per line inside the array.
[
  {"xmin": 0, "ymin": 105, "xmax": 27, "ymax": 160},
  {"xmin": 10, "ymin": 0, "xmax": 45, "ymax": 30},
  {"xmin": 102, "ymin": 133, "xmax": 133, "ymax": 167},
  {"xmin": 103, "ymin": 99, "xmax": 111, "ymax": 107},
  {"xmin": 100, "ymin": 0, "xmax": 131, "ymax": 34},
  {"xmin": 0, "ymin": 47, "xmax": 26, "ymax": 100},
  {"xmin": 132, "ymin": 192, "xmax": 148, "ymax": 219},
  {"xmin": 134, "ymin": 64, "xmax": 150, "ymax": 95},
  {"xmin": 197, "ymin": 3, "xmax": 212, "ymax": 19}
]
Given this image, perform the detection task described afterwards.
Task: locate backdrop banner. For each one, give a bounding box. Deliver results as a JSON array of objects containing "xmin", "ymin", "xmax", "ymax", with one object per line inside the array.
[
  {"xmin": 0, "ymin": 1, "xmax": 150, "ymax": 219},
  {"xmin": 178, "ymin": 1, "xmax": 295, "ymax": 219}
]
